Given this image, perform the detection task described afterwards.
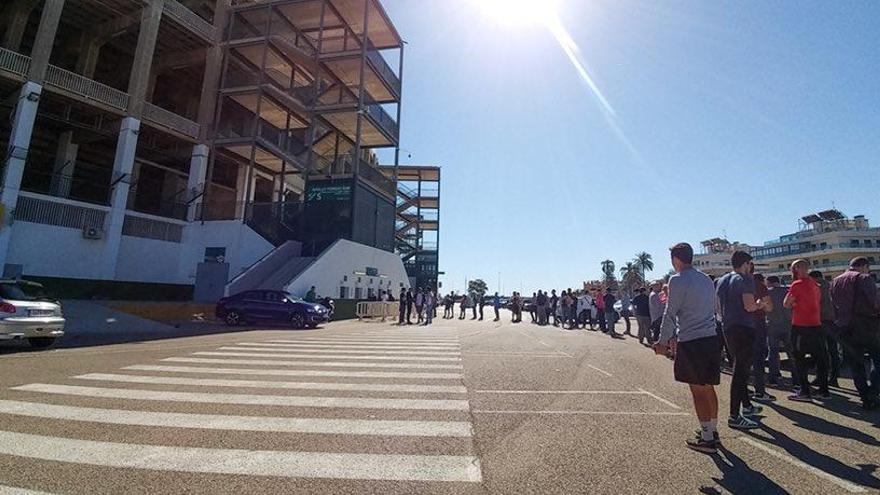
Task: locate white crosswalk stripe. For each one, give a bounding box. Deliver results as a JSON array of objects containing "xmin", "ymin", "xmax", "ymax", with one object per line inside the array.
[
  {"xmin": 180, "ymin": 353, "xmax": 463, "ymax": 369},
  {"xmin": 0, "ymin": 431, "xmax": 482, "ymax": 482},
  {"xmin": 0, "ymin": 334, "xmax": 482, "ymax": 485},
  {"xmin": 129, "ymin": 363, "xmax": 464, "ymax": 379},
  {"xmin": 73, "ymin": 373, "xmax": 468, "ymax": 394},
  {"xmin": 186, "ymin": 349, "xmax": 462, "ymax": 361}
]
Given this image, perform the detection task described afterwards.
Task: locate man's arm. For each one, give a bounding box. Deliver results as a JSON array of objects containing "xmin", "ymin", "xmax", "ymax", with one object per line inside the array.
[
  {"xmin": 761, "ymin": 294, "xmax": 773, "ymax": 313},
  {"xmin": 742, "ymin": 293, "xmax": 762, "ymax": 313},
  {"xmin": 783, "ymin": 290, "xmax": 796, "ymax": 309},
  {"xmin": 657, "ymin": 277, "xmax": 682, "ymax": 344},
  {"xmin": 858, "ymin": 276, "xmax": 880, "ymax": 315}
]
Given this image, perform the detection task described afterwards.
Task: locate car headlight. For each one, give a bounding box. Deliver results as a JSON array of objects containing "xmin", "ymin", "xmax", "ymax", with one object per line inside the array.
[
  {"xmin": 53, "ymin": 307, "xmax": 63, "ymax": 317},
  {"xmin": 305, "ymin": 307, "xmax": 317, "ymax": 313}
]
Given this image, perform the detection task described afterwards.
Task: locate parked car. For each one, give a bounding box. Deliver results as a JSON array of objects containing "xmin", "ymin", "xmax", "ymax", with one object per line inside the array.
[
  {"xmin": 216, "ymin": 290, "xmax": 331, "ymax": 329},
  {"xmin": 0, "ymin": 279, "xmax": 65, "ymax": 348}
]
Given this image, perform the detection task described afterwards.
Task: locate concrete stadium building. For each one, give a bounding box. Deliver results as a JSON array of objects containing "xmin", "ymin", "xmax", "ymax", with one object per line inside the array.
[{"xmin": 0, "ymin": 0, "xmax": 440, "ymax": 300}]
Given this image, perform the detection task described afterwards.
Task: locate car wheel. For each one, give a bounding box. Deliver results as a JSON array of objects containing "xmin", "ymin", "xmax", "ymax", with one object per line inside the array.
[
  {"xmin": 28, "ymin": 337, "xmax": 56, "ymax": 349},
  {"xmin": 225, "ymin": 311, "xmax": 242, "ymax": 327},
  {"xmin": 290, "ymin": 314, "xmax": 305, "ymax": 329}
]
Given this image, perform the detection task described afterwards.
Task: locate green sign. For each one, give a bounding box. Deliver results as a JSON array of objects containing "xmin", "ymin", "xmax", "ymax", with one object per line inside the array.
[{"xmin": 307, "ymin": 182, "xmax": 351, "ymax": 202}]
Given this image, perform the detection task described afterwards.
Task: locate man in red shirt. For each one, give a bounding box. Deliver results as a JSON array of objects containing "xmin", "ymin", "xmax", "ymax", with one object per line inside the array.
[{"xmin": 784, "ymin": 259, "xmax": 830, "ymax": 401}]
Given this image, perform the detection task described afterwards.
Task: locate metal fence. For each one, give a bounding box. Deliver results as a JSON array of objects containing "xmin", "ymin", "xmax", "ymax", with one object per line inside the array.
[
  {"xmin": 14, "ymin": 195, "xmax": 107, "ymax": 230},
  {"xmin": 163, "ymin": 0, "xmax": 217, "ymax": 42},
  {"xmin": 45, "ymin": 65, "xmax": 129, "ymax": 111},
  {"xmin": 122, "ymin": 214, "xmax": 184, "ymax": 243},
  {"xmin": 356, "ymin": 301, "xmax": 399, "ymax": 321},
  {"xmin": 0, "ymin": 47, "xmax": 30, "ymax": 77},
  {"xmin": 143, "ymin": 102, "xmax": 200, "ymax": 139}
]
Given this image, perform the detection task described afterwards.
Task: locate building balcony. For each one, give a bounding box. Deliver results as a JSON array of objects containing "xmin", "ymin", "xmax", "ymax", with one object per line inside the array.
[
  {"xmin": 162, "ymin": 0, "xmax": 218, "ymax": 44},
  {"xmin": 319, "ymin": 43, "xmax": 400, "ymax": 103},
  {"xmin": 752, "ymin": 242, "xmax": 880, "ymax": 260}
]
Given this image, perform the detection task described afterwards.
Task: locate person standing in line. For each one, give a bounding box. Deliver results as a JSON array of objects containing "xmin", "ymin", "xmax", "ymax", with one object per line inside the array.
[
  {"xmin": 459, "ymin": 293, "xmax": 468, "ymax": 320},
  {"xmin": 470, "ymin": 293, "xmax": 479, "ymax": 320},
  {"xmin": 304, "ymin": 286, "xmax": 317, "ymax": 303},
  {"xmin": 423, "ymin": 290, "xmax": 435, "ymax": 326},
  {"xmin": 603, "ymin": 289, "xmax": 620, "ymax": 338},
  {"xmin": 785, "ymin": 259, "xmax": 831, "ymax": 402},
  {"xmin": 654, "ymin": 242, "xmax": 724, "ymax": 454},
  {"xmin": 447, "ymin": 293, "xmax": 455, "ymax": 319},
  {"xmin": 595, "ymin": 288, "xmax": 607, "ymax": 332},
  {"xmin": 648, "ymin": 281, "xmax": 665, "ymax": 344},
  {"xmin": 765, "ymin": 276, "xmax": 794, "ymax": 387},
  {"xmin": 536, "ymin": 290, "xmax": 548, "ymax": 326},
  {"xmin": 405, "ymin": 288, "xmax": 414, "ymax": 325},
  {"xmin": 511, "ymin": 292, "xmax": 523, "ymax": 323},
  {"xmin": 750, "ymin": 273, "xmax": 776, "ymax": 402},
  {"xmin": 716, "ymin": 250, "xmax": 765, "ymax": 429},
  {"xmin": 398, "ymin": 287, "xmax": 407, "ymax": 325},
  {"xmin": 810, "ymin": 270, "xmax": 840, "ymax": 387},
  {"xmin": 830, "ymin": 257, "xmax": 880, "ymax": 410},
  {"xmin": 549, "ymin": 290, "xmax": 559, "ymax": 326},
  {"xmin": 633, "ymin": 287, "xmax": 651, "ymax": 344},
  {"xmin": 493, "ymin": 292, "xmax": 501, "ymax": 321},
  {"xmin": 620, "ymin": 292, "xmax": 633, "ymax": 336},
  {"xmin": 527, "ymin": 292, "xmax": 537, "ymax": 324},
  {"xmin": 478, "ymin": 293, "xmax": 486, "ymax": 321},
  {"xmin": 577, "ymin": 291, "xmax": 592, "ymax": 329},
  {"xmin": 415, "ymin": 289, "xmax": 425, "ymax": 324}
]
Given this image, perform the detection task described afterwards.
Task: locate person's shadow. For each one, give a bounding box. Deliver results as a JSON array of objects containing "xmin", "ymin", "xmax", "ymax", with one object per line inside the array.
[
  {"xmin": 698, "ymin": 447, "xmax": 788, "ymax": 494},
  {"xmin": 768, "ymin": 401, "xmax": 880, "ymax": 443},
  {"xmin": 752, "ymin": 424, "xmax": 880, "ymax": 490}
]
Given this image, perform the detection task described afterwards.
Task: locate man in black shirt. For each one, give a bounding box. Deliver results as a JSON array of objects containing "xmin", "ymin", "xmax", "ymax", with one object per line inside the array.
[
  {"xmin": 603, "ymin": 289, "xmax": 620, "ymax": 337},
  {"xmin": 549, "ymin": 290, "xmax": 559, "ymax": 326},
  {"xmin": 633, "ymin": 288, "xmax": 651, "ymax": 344}
]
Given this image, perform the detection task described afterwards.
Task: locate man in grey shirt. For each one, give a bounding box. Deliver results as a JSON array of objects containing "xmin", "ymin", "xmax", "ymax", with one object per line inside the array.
[{"xmin": 654, "ymin": 243, "xmax": 722, "ymax": 454}]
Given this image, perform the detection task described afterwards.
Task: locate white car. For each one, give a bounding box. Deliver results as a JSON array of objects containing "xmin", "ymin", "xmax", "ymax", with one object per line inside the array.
[{"xmin": 0, "ymin": 279, "xmax": 65, "ymax": 348}]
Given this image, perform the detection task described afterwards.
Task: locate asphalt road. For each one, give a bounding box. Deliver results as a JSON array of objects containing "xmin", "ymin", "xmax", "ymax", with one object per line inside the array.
[{"xmin": 0, "ymin": 314, "xmax": 877, "ymax": 494}]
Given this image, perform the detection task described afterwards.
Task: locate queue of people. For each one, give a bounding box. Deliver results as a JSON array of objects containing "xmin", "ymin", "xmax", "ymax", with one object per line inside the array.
[{"xmin": 653, "ymin": 242, "xmax": 880, "ymax": 455}]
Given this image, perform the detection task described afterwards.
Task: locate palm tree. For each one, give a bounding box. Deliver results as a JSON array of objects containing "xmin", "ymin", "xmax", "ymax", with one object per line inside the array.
[
  {"xmin": 601, "ymin": 260, "xmax": 616, "ymax": 282},
  {"xmin": 633, "ymin": 252, "xmax": 654, "ymax": 284},
  {"xmin": 619, "ymin": 262, "xmax": 643, "ymax": 294}
]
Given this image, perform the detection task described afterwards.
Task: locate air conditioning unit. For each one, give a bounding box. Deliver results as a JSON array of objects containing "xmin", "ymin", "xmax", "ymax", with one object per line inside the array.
[{"xmin": 82, "ymin": 226, "xmax": 104, "ymax": 240}]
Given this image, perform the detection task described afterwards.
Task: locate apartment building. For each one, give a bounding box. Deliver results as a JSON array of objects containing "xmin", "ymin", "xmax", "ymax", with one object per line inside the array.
[{"xmin": 0, "ymin": 0, "xmax": 428, "ymax": 299}]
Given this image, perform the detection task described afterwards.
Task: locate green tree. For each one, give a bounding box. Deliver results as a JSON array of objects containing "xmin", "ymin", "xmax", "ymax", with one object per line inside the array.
[
  {"xmin": 633, "ymin": 252, "xmax": 654, "ymax": 283},
  {"xmin": 601, "ymin": 260, "xmax": 616, "ymax": 283},
  {"xmin": 619, "ymin": 261, "xmax": 644, "ymax": 293},
  {"xmin": 468, "ymin": 279, "xmax": 488, "ymax": 298}
]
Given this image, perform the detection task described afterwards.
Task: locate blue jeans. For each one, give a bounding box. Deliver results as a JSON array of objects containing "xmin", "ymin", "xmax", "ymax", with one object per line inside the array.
[
  {"xmin": 751, "ymin": 318, "xmax": 768, "ymax": 394},
  {"xmin": 605, "ymin": 311, "xmax": 616, "ymax": 332}
]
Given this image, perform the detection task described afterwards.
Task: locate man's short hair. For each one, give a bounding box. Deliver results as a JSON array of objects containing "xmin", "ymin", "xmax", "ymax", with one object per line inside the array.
[
  {"xmin": 851, "ymin": 257, "xmax": 870, "ymax": 268},
  {"xmin": 754, "ymin": 274, "xmax": 765, "ymax": 283},
  {"xmin": 669, "ymin": 242, "xmax": 694, "ymax": 265},
  {"xmin": 731, "ymin": 250, "xmax": 753, "ymax": 269},
  {"xmin": 766, "ymin": 276, "xmax": 781, "ymax": 284},
  {"xmin": 791, "ymin": 259, "xmax": 808, "ymax": 271},
  {"xmin": 809, "ymin": 270, "xmax": 823, "ymax": 279}
]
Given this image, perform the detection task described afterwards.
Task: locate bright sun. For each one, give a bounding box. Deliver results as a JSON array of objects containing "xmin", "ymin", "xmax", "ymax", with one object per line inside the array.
[{"xmin": 478, "ymin": 0, "xmax": 561, "ymax": 26}]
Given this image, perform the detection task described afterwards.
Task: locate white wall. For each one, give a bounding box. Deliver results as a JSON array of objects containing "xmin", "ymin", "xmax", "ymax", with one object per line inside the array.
[
  {"xmin": 116, "ymin": 236, "xmax": 185, "ymax": 284},
  {"xmin": 284, "ymin": 239, "xmax": 410, "ymax": 300},
  {"xmin": 178, "ymin": 220, "xmax": 275, "ymax": 285},
  {"xmin": 7, "ymin": 221, "xmax": 110, "ymax": 279}
]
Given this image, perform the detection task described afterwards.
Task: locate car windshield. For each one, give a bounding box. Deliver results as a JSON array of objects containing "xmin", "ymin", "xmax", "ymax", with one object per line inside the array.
[{"xmin": 0, "ymin": 282, "xmax": 50, "ymax": 301}]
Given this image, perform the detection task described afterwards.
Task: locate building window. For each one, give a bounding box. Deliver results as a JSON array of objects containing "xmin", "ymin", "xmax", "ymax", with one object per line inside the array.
[
  {"xmin": 368, "ymin": 288, "xmax": 376, "ymax": 299},
  {"xmin": 812, "ymin": 260, "xmax": 819, "ymax": 266},
  {"xmin": 851, "ymin": 239, "xmax": 860, "ymax": 247},
  {"xmin": 354, "ymin": 287, "xmax": 363, "ymax": 300},
  {"xmin": 370, "ymin": 278, "xmax": 374, "ymax": 285},
  {"xmin": 865, "ymin": 240, "xmax": 873, "ymax": 247},
  {"xmin": 357, "ymin": 277, "xmax": 362, "ymax": 283},
  {"xmin": 339, "ymin": 286, "xmax": 349, "ymax": 299},
  {"xmin": 343, "ymin": 275, "xmax": 348, "ymax": 282},
  {"xmin": 869, "ymin": 257, "xmax": 876, "ymax": 264}
]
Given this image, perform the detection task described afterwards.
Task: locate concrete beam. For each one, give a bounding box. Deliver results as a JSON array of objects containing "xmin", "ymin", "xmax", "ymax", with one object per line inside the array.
[
  {"xmin": 195, "ymin": 0, "xmax": 231, "ymax": 141},
  {"xmin": 74, "ymin": 32, "xmax": 102, "ymax": 79},
  {"xmin": 91, "ymin": 11, "xmax": 142, "ymax": 43}
]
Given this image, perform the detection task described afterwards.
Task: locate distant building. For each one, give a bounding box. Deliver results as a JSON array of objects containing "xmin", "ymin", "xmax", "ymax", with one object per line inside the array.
[
  {"xmin": 751, "ymin": 210, "xmax": 880, "ymax": 282},
  {"xmin": 694, "ymin": 238, "xmax": 752, "ymax": 278}
]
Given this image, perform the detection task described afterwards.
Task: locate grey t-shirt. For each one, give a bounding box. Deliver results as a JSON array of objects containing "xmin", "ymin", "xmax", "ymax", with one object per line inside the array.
[
  {"xmin": 716, "ymin": 272, "xmax": 756, "ymax": 331},
  {"xmin": 658, "ymin": 267, "xmax": 718, "ymax": 344}
]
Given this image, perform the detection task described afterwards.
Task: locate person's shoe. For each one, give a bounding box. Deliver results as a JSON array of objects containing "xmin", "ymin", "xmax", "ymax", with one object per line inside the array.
[
  {"xmin": 752, "ymin": 393, "xmax": 777, "ymax": 403},
  {"xmin": 828, "ymin": 378, "xmax": 840, "ymax": 388},
  {"xmin": 741, "ymin": 405, "xmax": 764, "ymax": 417},
  {"xmin": 686, "ymin": 436, "xmax": 718, "ymax": 454},
  {"xmin": 693, "ymin": 429, "xmax": 721, "ymax": 443},
  {"xmin": 815, "ymin": 391, "xmax": 833, "ymax": 400},
  {"xmin": 788, "ymin": 394, "xmax": 812, "ymax": 403},
  {"xmin": 728, "ymin": 415, "xmax": 760, "ymax": 430}
]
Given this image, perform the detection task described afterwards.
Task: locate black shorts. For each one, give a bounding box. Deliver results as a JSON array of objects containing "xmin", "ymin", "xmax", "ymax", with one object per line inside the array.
[{"xmin": 674, "ymin": 335, "xmax": 722, "ymax": 385}]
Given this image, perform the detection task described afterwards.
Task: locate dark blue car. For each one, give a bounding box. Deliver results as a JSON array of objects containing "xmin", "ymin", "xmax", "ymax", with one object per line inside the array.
[{"xmin": 216, "ymin": 290, "xmax": 331, "ymax": 329}]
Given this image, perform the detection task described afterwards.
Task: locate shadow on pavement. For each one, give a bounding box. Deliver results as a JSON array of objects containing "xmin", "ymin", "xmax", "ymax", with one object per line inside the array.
[
  {"xmin": 768, "ymin": 401, "xmax": 880, "ymax": 440},
  {"xmin": 699, "ymin": 447, "xmax": 788, "ymax": 495},
  {"xmin": 749, "ymin": 424, "xmax": 880, "ymax": 490}
]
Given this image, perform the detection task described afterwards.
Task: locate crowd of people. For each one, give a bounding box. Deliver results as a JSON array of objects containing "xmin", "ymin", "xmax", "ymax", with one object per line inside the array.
[{"xmin": 652, "ymin": 242, "xmax": 880, "ymax": 455}]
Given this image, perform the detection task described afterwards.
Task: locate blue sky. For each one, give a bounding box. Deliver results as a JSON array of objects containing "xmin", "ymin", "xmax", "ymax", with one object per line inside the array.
[{"xmin": 377, "ymin": 0, "xmax": 880, "ymax": 294}]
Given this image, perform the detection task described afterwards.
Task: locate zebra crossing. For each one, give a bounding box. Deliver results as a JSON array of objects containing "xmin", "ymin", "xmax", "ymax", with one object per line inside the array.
[{"xmin": 0, "ymin": 330, "xmax": 482, "ymax": 490}]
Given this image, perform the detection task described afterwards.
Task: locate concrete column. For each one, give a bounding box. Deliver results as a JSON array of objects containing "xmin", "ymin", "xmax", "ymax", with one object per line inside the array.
[
  {"xmin": 126, "ymin": 0, "xmax": 163, "ymax": 118},
  {"xmin": 50, "ymin": 130, "xmax": 78, "ymax": 198},
  {"xmin": 27, "ymin": 0, "xmax": 65, "ymax": 84},
  {"xmin": 127, "ymin": 160, "xmax": 142, "ymax": 209},
  {"xmin": 234, "ymin": 164, "xmax": 249, "ymax": 219},
  {"xmin": 273, "ymin": 174, "xmax": 283, "ymax": 203},
  {"xmin": 1, "ymin": 0, "xmax": 39, "ymax": 52},
  {"xmin": 74, "ymin": 32, "xmax": 102, "ymax": 79},
  {"xmin": 0, "ymin": 81, "xmax": 42, "ymax": 269},
  {"xmin": 186, "ymin": 144, "xmax": 208, "ymax": 221},
  {"xmin": 101, "ymin": 117, "xmax": 140, "ymax": 278}
]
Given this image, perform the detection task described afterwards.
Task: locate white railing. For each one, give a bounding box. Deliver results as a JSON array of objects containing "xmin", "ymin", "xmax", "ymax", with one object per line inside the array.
[
  {"xmin": 122, "ymin": 213, "xmax": 185, "ymax": 243},
  {"xmin": 0, "ymin": 47, "xmax": 30, "ymax": 78},
  {"xmin": 14, "ymin": 194, "xmax": 108, "ymax": 230},
  {"xmin": 143, "ymin": 102, "xmax": 200, "ymax": 139},
  {"xmin": 45, "ymin": 65, "xmax": 129, "ymax": 111},
  {"xmin": 356, "ymin": 301, "xmax": 400, "ymax": 321},
  {"xmin": 163, "ymin": 0, "xmax": 217, "ymax": 42}
]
